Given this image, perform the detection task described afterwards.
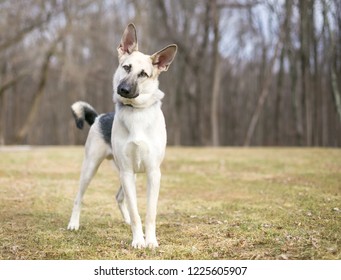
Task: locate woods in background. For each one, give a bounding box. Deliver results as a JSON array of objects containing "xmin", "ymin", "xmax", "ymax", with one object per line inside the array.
[{"xmin": 0, "ymin": 0, "xmax": 340, "ymax": 146}]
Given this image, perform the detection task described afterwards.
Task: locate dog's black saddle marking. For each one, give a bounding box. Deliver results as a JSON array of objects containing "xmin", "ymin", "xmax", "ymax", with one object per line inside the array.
[{"xmin": 99, "ymin": 112, "xmax": 115, "ymax": 145}]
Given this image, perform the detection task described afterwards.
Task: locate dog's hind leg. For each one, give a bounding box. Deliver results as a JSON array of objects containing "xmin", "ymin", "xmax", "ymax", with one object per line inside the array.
[
  {"xmin": 68, "ymin": 133, "xmax": 108, "ymax": 230},
  {"xmin": 116, "ymin": 185, "xmax": 131, "ymax": 225},
  {"xmin": 67, "ymin": 153, "xmax": 104, "ymax": 230}
]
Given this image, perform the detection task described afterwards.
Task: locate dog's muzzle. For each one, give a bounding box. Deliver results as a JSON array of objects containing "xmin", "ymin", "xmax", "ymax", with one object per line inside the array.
[{"xmin": 117, "ymin": 82, "xmax": 138, "ymax": 99}]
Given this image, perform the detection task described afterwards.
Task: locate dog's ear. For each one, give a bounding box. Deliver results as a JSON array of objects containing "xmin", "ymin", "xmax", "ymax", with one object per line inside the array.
[
  {"xmin": 151, "ymin": 44, "xmax": 177, "ymax": 72},
  {"xmin": 118, "ymin": 23, "xmax": 138, "ymax": 56}
]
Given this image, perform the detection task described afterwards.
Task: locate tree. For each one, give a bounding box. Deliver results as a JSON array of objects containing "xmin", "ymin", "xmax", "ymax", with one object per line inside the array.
[{"xmin": 0, "ymin": 0, "xmax": 340, "ymax": 146}]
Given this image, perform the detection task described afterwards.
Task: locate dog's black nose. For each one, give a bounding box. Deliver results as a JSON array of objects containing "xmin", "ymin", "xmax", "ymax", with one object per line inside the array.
[
  {"xmin": 117, "ymin": 82, "xmax": 138, "ymax": 99},
  {"xmin": 118, "ymin": 83, "xmax": 131, "ymax": 96}
]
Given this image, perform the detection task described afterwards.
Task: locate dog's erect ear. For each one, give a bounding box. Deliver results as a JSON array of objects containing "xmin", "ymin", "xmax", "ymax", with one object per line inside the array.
[
  {"xmin": 118, "ymin": 23, "xmax": 138, "ymax": 56},
  {"xmin": 151, "ymin": 44, "xmax": 177, "ymax": 72}
]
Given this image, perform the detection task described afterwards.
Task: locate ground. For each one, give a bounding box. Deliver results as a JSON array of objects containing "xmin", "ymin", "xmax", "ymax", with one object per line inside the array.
[{"xmin": 0, "ymin": 146, "xmax": 340, "ymax": 260}]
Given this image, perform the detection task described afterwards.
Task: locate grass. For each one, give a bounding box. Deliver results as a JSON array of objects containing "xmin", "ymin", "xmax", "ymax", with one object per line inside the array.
[{"xmin": 0, "ymin": 146, "xmax": 340, "ymax": 260}]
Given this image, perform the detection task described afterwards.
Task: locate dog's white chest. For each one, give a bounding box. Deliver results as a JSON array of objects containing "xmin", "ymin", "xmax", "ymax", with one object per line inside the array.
[
  {"xmin": 125, "ymin": 140, "xmax": 148, "ymax": 172},
  {"xmin": 112, "ymin": 104, "xmax": 166, "ymax": 174}
]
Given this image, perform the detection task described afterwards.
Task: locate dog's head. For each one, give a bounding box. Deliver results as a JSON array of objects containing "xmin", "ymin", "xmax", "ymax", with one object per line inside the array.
[{"xmin": 113, "ymin": 23, "xmax": 177, "ymax": 108}]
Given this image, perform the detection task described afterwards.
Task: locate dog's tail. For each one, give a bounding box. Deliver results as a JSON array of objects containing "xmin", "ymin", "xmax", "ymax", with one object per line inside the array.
[{"xmin": 71, "ymin": 101, "xmax": 98, "ymax": 129}]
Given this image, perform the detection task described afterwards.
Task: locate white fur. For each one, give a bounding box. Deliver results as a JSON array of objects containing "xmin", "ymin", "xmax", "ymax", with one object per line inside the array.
[
  {"xmin": 67, "ymin": 24, "xmax": 177, "ymax": 249},
  {"xmin": 111, "ymin": 51, "xmax": 167, "ymax": 249},
  {"xmin": 67, "ymin": 118, "xmax": 112, "ymax": 231},
  {"xmin": 112, "ymin": 102, "xmax": 166, "ymax": 249}
]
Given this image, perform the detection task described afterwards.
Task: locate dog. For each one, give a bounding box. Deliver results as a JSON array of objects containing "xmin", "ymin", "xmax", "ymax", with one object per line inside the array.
[{"xmin": 67, "ymin": 23, "xmax": 177, "ymax": 249}]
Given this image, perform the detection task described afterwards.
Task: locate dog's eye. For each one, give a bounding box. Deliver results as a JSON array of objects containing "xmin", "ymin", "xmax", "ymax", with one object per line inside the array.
[
  {"xmin": 138, "ymin": 70, "xmax": 149, "ymax": 78},
  {"xmin": 122, "ymin": 64, "xmax": 131, "ymax": 73}
]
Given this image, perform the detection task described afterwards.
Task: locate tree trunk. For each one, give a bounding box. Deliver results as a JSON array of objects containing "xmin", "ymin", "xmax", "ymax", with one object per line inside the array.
[
  {"xmin": 14, "ymin": 33, "xmax": 65, "ymax": 144},
  {"xmin": 211, "ymin": 0, "xmax": 221, "ymax": 146},
  {"xmin": 274, "ymin": 47, "xmax": 285, "ymax": 145},
  {"xmin": 323, "ymin": 0, "xmax": 341, "ymax": 124},
  {"xmin": 299, "ymin": 0, "xmax": 315, "ymax": 146},
  {"xmin": 14, "ymin": 51, "xmax": 53, "ymax": 143},
  {"xmin": 244, "ymin": 33, "xmax": 282, "ymax": 146}
]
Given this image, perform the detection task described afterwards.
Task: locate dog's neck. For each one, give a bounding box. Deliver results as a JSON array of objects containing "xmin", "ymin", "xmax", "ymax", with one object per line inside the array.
[
  {"xmin": 117, "ymin": 101, "xmax": 133, "ymax": 108},
  {"xmin": 115, "ymin": 89, "xmax": 164, "ymax": 110},
  {"xmin": 116, "ymin": 99, "xmax": 161, "ymax": 110}
]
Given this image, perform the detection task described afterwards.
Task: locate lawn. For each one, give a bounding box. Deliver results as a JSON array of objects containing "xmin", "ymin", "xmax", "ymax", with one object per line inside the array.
[{"xmin": 0, "ymin": 146, "xmax": 340, "ymax": 260}]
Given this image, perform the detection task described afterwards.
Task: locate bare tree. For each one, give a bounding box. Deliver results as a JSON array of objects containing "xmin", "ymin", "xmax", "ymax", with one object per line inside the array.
[
  {"xmin": 0, "ymin": 0, "xmax": 340, "ymax": 146},
  {"xmin": 14, "ymin": 27, "xmax": 68, "ymax": 143},
  {"xmin": 323, "ymin": 0, "xmax": 341, "ymax": 123},
  {"xmin": 244, "ymin": 28, "xmax": 283, "ymax": 146},
  {"xmin": 210, "ymin": 0, "xmax": 221, "ymax": 146}
]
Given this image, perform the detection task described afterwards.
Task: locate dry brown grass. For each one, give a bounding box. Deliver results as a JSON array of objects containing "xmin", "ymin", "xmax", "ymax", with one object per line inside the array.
[{"xmin": 0, "ymin": 146, "xmax": 340, "ymax": 259}]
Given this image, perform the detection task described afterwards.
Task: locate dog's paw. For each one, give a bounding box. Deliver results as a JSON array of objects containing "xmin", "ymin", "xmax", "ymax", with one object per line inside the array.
[
  {"xmin": 131, "ymin": 237, "xmax": 146, "ymax": 249},
  {"xmin": 67, "ymin": 221, "xmax": 79, "ymax": 231},
  {"xmin": 146, "ymin": 240, "xmax": 159, "ymax": 249},
  {"xmin": 124, "ymin": 217, "xmax": 131, "ymax": 226}
]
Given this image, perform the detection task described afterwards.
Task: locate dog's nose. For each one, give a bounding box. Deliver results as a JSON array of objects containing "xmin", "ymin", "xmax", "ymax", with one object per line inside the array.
[
  {"xmin": 117, "ymin": 82, "xmax": 138, "ymax": 99},
  {"xmin": 118, "ymin": 83, "xmax": 131, "ymax": 97}
]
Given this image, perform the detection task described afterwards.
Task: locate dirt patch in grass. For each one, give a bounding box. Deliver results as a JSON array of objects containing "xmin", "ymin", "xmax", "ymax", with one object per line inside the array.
[{"xmin": 0, "ymin": 146, "xmax": 340, "ymax": 259}]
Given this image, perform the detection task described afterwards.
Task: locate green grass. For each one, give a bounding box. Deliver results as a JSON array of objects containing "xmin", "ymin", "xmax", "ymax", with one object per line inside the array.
[{"xmin": 0, "ymin": 146, "xmax": 340, "ymax": 260}]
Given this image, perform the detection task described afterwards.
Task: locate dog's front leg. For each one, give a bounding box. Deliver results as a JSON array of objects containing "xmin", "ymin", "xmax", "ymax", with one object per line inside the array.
[
  {"xmin": 145, "ymin": 168, "xmax": 161, "ymax": 249},
  {"xmin": 120, "ymin": 171, "xmax": 145, "ymax": 248}
]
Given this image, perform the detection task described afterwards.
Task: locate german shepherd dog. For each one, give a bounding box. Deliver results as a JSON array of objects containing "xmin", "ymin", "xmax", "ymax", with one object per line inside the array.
[{"xmin": 67, "ymin": 24, "xmax": 177, "ymax": 249}]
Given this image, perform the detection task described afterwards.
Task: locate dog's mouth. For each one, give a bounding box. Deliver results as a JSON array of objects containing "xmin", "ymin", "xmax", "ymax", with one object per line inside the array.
[{"xmin": 118, "ymin": 92, "xmax": 139, "ymax": 99}]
